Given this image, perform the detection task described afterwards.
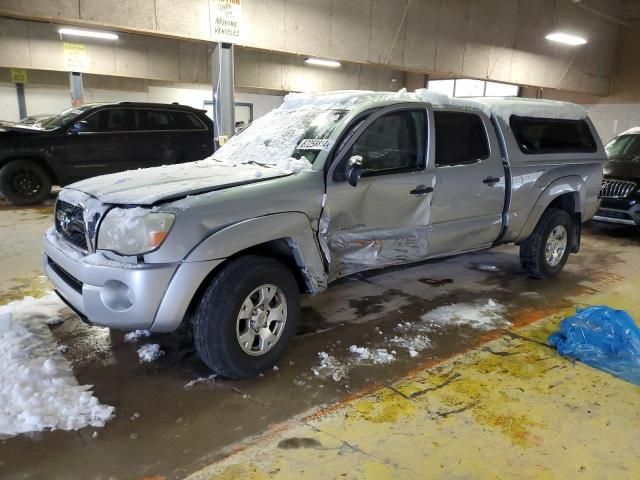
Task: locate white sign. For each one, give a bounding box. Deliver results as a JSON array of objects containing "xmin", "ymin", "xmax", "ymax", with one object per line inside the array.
[
  {"xmin": 63, "ymin": 42, "xmax": 87, "ymax": 72},
  {"xmin": 211, "ymin": 0, "xmax": 242, "ymax": 43}
]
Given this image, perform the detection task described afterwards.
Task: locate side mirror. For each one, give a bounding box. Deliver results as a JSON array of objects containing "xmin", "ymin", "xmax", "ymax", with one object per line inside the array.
[
  {"xmin": 345, "ymin": 155, "xmax": 363, "ymax": 187},
  {"xmin": 68, "ymin": 120, "xmax": 89, "ymax": 135}
]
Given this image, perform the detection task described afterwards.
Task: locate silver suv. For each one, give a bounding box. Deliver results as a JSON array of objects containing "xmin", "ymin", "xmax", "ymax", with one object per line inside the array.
[{"xmin": 44, "ymin": 90, "xmax": 605, "ymax": 378}]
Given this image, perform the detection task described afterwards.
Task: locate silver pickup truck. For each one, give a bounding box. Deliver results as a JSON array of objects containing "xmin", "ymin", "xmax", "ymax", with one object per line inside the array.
[{"xmin": 44, "ymin": 90, "xmax": 605, "ymax": 378}]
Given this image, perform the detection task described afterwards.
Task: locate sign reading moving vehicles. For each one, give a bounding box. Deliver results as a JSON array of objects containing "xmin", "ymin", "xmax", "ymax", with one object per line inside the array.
[{"xmin": 211, "ymin": 0, "xmax": 242, "ymax": 43}]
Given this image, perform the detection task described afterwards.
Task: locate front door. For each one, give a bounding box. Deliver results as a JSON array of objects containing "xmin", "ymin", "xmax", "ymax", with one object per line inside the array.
[
  {"xmin": 323, "ymin": 104, "xmax": 435, "ymax": 280},
  {"xmin": 428, "ymin": 110, "xmax": 506, "ymax": 255},
  {"xmin": 63, "ymin": 108, "xmax": 135, "ymax": 180}
]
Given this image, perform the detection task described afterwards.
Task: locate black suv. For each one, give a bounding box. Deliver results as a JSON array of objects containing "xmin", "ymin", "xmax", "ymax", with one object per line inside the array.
[
  {"xmin": 0, "ymin": 102, "xmax": 214, "ymax": 205},
  {"xmin": 594, "ymin": 128, "xmax": 640, "ymax": 227}
]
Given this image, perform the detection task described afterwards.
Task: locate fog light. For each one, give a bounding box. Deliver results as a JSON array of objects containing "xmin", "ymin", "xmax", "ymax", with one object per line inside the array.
[{"xmin": 100, "ymin": 280, "xmax": 134, "ymax": 311}]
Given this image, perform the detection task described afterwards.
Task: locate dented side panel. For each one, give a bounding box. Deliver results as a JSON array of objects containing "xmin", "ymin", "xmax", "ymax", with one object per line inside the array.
[{"xmin": 185, "ymin": 212, "xmax": 328, "ymax": 292}]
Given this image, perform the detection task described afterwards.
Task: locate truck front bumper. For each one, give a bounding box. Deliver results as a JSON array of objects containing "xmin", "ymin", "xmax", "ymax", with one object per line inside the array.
[{"xmin": 44, "ymin": 229, "xmax": 223, "ymax": 332}]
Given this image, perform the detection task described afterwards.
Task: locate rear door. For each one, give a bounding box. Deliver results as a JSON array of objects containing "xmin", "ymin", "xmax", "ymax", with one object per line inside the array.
[
  {"xmin": 427, "ymin": 109, "xmax": 506, "ymax": 255},
  {"xmin": 131, "ymin": 109, "xmax": 180, "ymax": 168},
  {"xmin": 323, "ymin": 104, "xmax": 434, "ymax": 280},
  {"xmin": 171, "ymin": 110, "xmax": 213, "ymax": 161},
  {"xmin": 63, "ymin": 108, "xmax": 135, "ymax": 179}
]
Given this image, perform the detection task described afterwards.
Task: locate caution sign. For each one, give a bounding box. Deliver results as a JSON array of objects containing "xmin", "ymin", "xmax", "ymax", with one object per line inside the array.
[
  {"xmin": 63, "ymin": 42, "xmax": 87, "ymax": 72},
  {"xmin": 211, "ymin": 0, "xmax": 242, "ymax": 43},
  {"xmin": 11, "ymin": 68, "xmax": 28, "ymax": 84}
]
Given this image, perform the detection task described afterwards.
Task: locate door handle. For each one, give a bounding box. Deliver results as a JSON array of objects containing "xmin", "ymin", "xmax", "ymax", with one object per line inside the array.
[
  {"xmin": 483, "ymin": 176, "xmax": 501, "ymax": 186},
  {"xmin": 410, "ymin": 185, "xmax": 434, "ymax": 195}
]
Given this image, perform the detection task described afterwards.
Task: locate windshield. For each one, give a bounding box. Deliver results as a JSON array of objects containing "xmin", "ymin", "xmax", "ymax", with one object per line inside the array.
[
  {"xmin": 605, "ymin": 134, "xmax": 640, "ymax": 160},
  {"xmin": 212, "ymin": 107, "xmax": 348, "ymax": 169},
  {"xmin": 41, "ymin": 105, "xmax": 94, "ymax": 130}
]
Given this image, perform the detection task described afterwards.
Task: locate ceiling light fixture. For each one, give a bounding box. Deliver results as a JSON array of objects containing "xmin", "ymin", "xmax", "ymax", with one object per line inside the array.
[
  {"xmin": 305, "ymin": 58, "xmax": 341, "ymax": 68},
  {"xmin": 58, "ymin": 28, "xmax": 119, "ymax": 40},
  {"xmin": 545, "ymin": 32, "xmax": 587, "ymax": 46}
]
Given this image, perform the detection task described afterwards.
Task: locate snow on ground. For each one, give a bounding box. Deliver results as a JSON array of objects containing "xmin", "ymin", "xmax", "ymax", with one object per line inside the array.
[
  {"xmin": 124, "ymin": 329, "xmax": 151, "ymax": 343},
  {"xmin": 421, "ymin": 299, "xmax": 509, "ymax": 330},
  {"xmin": 0, "ymin": 293, "xmax": 114, "ymax": 437},
  {"xmin": 137, "ymin": 344, "xmax": 164, "ymax": 363},
  {"xmin": 349, "ymin": 345, "xmax": 395, "ymax": 364},
  {"xmin": 310, "ymin": 298, "xmax": 509, "ymax": 382}
]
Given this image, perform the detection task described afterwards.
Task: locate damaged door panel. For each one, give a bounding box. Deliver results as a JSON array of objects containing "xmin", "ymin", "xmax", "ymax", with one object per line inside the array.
[{"xmin": 321, "ymin": 104, "xmax": 435, "ymax": 280}]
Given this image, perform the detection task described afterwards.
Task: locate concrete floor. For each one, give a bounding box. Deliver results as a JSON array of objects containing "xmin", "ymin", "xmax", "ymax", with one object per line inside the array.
[{"xmin": 0, "ymin": 199, "xmax": 639, "ymax": 480}]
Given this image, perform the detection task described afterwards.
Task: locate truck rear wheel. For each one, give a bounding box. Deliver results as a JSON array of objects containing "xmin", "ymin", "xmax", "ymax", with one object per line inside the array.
[
  {"xmin": 520, "ymin": 208, "xmax": 573, "ymax": 279},
  {"xmin": 0, "ymin": 159, "xmax": 52, "ymax": 205},
  {"xmin": 192, "ymin": 255, "xmax": 300, "ymax": 379}
]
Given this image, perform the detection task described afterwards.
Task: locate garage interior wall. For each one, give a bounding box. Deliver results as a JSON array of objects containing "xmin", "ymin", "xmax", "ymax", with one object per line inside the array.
[{"xmin": 0, "ymin": 0, "xmax": 622, "ymax": 96}]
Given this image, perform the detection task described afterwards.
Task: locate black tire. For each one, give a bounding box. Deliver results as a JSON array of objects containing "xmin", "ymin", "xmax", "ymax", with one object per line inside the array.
[
  {"xmin": 192, "ymin": 255, "xmax": 300, "ymax": 379},
  {"xmin": 0, "ymin": 159, "xmax": 52, "ymax": 205},
  {"xmin": 520, "ymin": 208, "xmax": 574, "ymax": 279}
]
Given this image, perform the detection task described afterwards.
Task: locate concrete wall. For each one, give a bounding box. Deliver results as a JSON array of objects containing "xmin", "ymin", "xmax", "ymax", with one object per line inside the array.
[
  {"xmin": 0, "ymin": 17, "xmax": 405, "ymax": 94},
  {"xmin": 0, "ymin": 68, "xmax": 285, "ymax": 122},
  {"xmin": 0, "ymin": 0, "xmax": 623, "ymax": 95}
]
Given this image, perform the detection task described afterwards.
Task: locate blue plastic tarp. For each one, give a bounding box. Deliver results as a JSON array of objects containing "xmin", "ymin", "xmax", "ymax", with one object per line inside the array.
[{"xmin": 548, "ymin": 306, "xmax": 640, "ymax": 386}]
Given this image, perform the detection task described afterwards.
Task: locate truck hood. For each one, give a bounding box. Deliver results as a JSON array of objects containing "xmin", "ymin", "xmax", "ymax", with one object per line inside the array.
[
  {"xmin": 604, "ymin": 159, "xmax": 640, "ymax": 182},
  {"xmin": 68, "ymin": 160, "xmax": 294, "ymax": 205}
]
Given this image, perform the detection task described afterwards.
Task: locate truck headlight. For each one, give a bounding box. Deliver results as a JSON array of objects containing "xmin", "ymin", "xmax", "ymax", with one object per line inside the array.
[{"xmin": 97, "ymin": 208, "xmax": 175, "ymax": 256}]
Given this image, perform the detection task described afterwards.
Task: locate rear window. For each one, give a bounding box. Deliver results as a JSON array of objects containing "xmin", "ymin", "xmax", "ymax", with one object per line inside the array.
[
  {"xmin": 434, "ymin": 111, "xmax": 489, "ymax": 167},
  {"xmin": 510, "ymin": 116, "xmax": 596, "ymax": 154}
]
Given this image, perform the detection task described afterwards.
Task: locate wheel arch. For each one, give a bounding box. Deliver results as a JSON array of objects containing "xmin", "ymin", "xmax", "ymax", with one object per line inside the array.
[
  {"xmin": 514, "ymin": 176, "xmax": 585, "ymax": 245},
  {"xmin": 0, "ymin": 154, "xmax": 60, "ymax": 185}
]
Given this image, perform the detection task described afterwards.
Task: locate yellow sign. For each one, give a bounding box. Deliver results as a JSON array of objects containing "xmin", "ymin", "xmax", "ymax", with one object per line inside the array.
[
  {"xmin": 63, "ymin": 42, "xmax": 87, "ymax": 72},
  {"xmin": 211, "ymin": 0, "xmax": 242, "ymax": 43},
  {"xmin": 11, "ymin": 68, "xmax": 28, "ymax": 84}
]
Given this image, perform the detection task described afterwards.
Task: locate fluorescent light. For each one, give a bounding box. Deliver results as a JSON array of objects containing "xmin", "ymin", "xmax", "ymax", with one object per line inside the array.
[
  {"xmin": 58, "ymin": 28, "xmax": 119, "ymax": 40},
  {"xmin": 545, "ymin": 32, "xmax": 587, "ymax": 46},
  {"xmin": 305, "ymin": 58, "xmax": 341, "ymax": 68}
]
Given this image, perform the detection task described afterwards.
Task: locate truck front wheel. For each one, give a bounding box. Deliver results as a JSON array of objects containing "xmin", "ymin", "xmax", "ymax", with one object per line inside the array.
[
  {"xmin": 0, "ymin": 159, "xmax": 52, "ymax": 205},
  {"xmin": 520, "ymin": 208, "xmax": 574, "ymax": 279},
  {"xmin": 192, "ymin": 255, "xmax": 300, "ymax": 379}
]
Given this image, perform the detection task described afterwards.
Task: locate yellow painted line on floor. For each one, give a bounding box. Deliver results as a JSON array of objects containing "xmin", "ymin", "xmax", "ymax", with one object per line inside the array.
[{"xmin": 188, "ymin": 270, "xmax": 640, "ymax": 480}]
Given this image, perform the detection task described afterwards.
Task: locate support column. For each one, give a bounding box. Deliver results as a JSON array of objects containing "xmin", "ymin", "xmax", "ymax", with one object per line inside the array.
[
  {"xmin": 211, "ymin": 42, "xmax": 235, "ymax": 146},
  {"xmin": 69, "ymin": 72, "xmax": 84, "ymax": 107},
  {"xmin": 15, "ymin": 83, "xmax": 27, "ymax": 120}
]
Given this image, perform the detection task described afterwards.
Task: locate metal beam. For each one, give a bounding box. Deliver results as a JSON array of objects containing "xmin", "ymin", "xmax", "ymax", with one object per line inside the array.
[
  {"xmin": 69, "ymin": 72, "xmax": 84, "ymax": 106},
  {"xmin": 211, "ymin": 42, "xmax": 235, "ymax": 146},
  {"xmin": 15, "ymin": 83, "xmax": 26, "ymax": 119}
]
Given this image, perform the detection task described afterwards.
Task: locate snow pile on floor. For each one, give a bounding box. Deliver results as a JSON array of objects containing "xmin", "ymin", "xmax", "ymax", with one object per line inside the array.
[
  {"xmin": 124, "ymin": 329, "xmax": 151, "ymax": 343},
  {"xmin": 0, "ymin": 293, "xmax": 114, "ymax": 437},
  {"xmin": 390, "ymin": 334, "xmax": 432, "ymax": 352},
  {"xmin": 137, "ymin": 344, "xmax": 164, "ymax": 363},
  {"xmin": 311, "ymin": 352, "xmax": 348, "ymax": 382},
  {"xmin": 349, "ymin": 345, "xmax": 395, "ymax": 364},
  {"xmin": 421, "ymin": 299, "xmax": 509, "ymax": 330}
]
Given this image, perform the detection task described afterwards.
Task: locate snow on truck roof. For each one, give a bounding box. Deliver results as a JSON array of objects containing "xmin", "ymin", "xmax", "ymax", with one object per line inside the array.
[{"xmin": 281, "ymin": 89, "xmax": 588, "ymax": 122}]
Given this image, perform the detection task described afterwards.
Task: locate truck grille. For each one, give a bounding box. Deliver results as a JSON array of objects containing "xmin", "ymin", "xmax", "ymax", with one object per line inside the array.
[
  {"xmin": 55, "ymin": 200, "xmax": 88, "ymax": 251},
  {"xmin": 600, "ymin": 179, "xmax": 636, "ymax": 199}
]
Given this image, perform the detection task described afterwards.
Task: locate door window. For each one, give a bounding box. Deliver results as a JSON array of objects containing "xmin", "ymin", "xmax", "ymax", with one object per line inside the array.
[
  {"xmin": 172, "ymin": 111, "xmax": 206, "ymax": 130},
  {"xmin": 83, "ymin": 109, "xmax": 135, "ymax": 132},
  {"xmin": 138, "ymin": 109, "xmax": 175, "ymax": 131},
  {"xmin": 434, "ymin": 111, "xmax": 489, "ymax": 167},
  {"xmin": 344, "ymin": 110, "xmax": 426, "ymax": 175}
]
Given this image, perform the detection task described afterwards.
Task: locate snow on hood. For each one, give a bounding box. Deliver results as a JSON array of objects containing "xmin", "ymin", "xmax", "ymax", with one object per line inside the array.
[{"xmin": 67, "ymin": 160, "xmax": 297, "ymax": 205}]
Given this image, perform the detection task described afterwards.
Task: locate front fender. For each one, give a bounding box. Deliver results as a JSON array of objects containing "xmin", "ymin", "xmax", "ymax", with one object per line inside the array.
[
  {"xmin": 185, "ymin": 212, "xmax": 328, "ymax": 292},
  {"xmin": 514, "ymin": 176, "xmax": 585, "ymax": 243}
]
